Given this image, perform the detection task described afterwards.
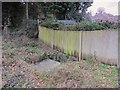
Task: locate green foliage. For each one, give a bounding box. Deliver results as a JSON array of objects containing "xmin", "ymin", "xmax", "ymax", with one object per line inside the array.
[
  {"xmin": 3, "ymin": 2, "xmax": 93, "ymax": 27},
  {"xmin": 5, "ymin": 47, "xmax": 15, "ymax": 58},
  {"xmin": 41, "ymin": 53, "xmax": 49, "ymax": 60},
  {"xmin": 98, "ymin": 63, "xmax": 118, "ymax": 76},
  {"xmin": 85, "ymin": 55, "xmax": 95, "ymax": 66},
  {"xmin": 53, "ymin": 21, "xmax": 106, "ymax": 31},
  {"xmin": 98, "ymin": 22, "xmax": 118, "ymax": 29},
  {"xmin": 79, "ymin": 22, "xmax": 106, "ymax": 31},
  {"xmin": 23, "ymin": 56, "xmax": 31, "ymax": 63},
  {"xmin": 23, "ymin": 46, "xmax": 44, "ymax": 55},
  {"xmin": 3, "ymin": 42, "xmax": 15, "ymax": 58},
  {"xmin": 40, "ymin": 20, "xmax": 53, "ymax": 28},
  {"xmin": 62, "ymin": 21, "xmax": 117, "ymax": 31},
  {"xmin": 41, "ymin": 21, "xmax": 116, "ymax": 31},
  {"xmin": 99, "ymin": 64, "xmax": 109, "ymax": 69},
  {"xmin": 62, "ymin": 22, "xmax": 106, "ymax": 31},
  {"xmin": 20, "ymin": 19, "xmax": 39, "ymax": 38},
  {"xmin": 61, "ymin": 25, "xmax": 75, "ymax": 31},
  {"xmin": 40, "ymin": 20, "xmax": 63, "ymax": 30},
  {"xmin": 111, "ymin": 68, "xmax": 118, "ymax": 75},
  {"xmin": 40, "ymin": 2, "xmax": 93, "ymax": 20}
]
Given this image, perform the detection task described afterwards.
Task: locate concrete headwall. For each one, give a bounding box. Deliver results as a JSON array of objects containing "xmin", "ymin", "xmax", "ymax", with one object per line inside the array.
[{"xmin": 39, "ymin": 26, "xmax": 118, "ymax": 65}]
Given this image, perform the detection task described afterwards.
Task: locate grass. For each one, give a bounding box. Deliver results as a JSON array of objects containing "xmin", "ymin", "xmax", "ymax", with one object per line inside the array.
[
  {"xmin": 2, "ymin": 41, "xmax": 15, "ymax": 50},
  {"xmin": 2, "ymin": 41, "xmax": 16, "ymax": 58},
  {"xmin": 3, "ymin": 44, "xmax": 118, "ymax": 88},
  {"xmin": 99, "ymin": 63, "xmax": 109, "ymax": 69},
  {"xmin": 22, "ymin": 56, "xmax": 30, "ymax": 63},
  {"xmin": 3, "ymin": 35, "xmax": 118, "ymax": 88},
  {"xmin": 3, "ymin": 38, "xmax": 45, "ymax": 64},
  {"xmin": 33, "ymin": 60, "xmax": 118, "ymax": 88},
  {"xmin": 21, "ymin": 46, "xmax": 46, "ymax": 63},
  {"xmin": 111, "ymin": 68, "xmax": 118, "ymax": 75},
  {"xmin": 85, "ymin": 55, "xmax": 96, "ymax": 66},
  {"xmin": 22, "ymin": 46, "xmax": 44, "ymax": 55}
]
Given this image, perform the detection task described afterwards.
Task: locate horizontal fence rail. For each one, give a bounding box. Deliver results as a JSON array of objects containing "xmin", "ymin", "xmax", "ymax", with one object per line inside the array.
[{"xmin": 39, "ymin": 26, "xmax": 118, "ymax": 65}]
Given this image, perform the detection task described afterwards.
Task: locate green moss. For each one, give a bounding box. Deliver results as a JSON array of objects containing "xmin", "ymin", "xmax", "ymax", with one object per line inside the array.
[
  {"xmin": 39, "ymin": 27, "xmax": 81, "ymax": 56},
  {"xmin": 111, "ymin": 69, "xmax": 118, "ymax": 75},
  {"xmin": 99, "ymin": 64, "xmax": 109, "ymax": 69},
  {"xmin": 105, "ymin": 76, "xmax": 118, "ymax": 87}
]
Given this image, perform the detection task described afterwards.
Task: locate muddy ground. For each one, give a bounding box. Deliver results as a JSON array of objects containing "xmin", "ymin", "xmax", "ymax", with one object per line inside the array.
[{"xmin": 2, "ymin": 34, "xmax": 118, "ymax": 88}]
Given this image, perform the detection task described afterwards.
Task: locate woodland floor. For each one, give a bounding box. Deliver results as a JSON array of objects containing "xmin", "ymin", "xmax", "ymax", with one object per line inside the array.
[{"xmin": 2, "ymin": 34, "xmax": 118, "ymax": 88}]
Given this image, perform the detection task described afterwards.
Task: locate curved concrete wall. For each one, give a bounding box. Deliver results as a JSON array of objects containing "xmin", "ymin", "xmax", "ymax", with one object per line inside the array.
[
  {"xmin": 82, "ymin": 30, "xmax": 118, "ymax": 65},
  {"xmin": 39, "ymin": 26, "xmax": 118, "ymax": 65}
]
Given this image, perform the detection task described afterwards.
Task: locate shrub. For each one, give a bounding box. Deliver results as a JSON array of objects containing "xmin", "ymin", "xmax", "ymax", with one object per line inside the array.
[
  {"xmin": 61, "ymin": 25, "xmax": 75, "ymax": 31},
  {"xmin": 40, "ymin": 20, "xmax": 63, "ymax": 30},
  {"xmin": 98, "ymin": 22, "xmax": 111, "ymax": 29},
  {"xmin": 23, "ymin": 19, "xmax": 39, "ymax": 38},
  {"xmin": 61, "ymin": 22, "xmax": 106, "ymax": 31},
  {"xmin": 12, "ymin": 19, "xmax": 39, "ymax": 38},
  {"xmin": 79, "ymin": 22, "xmax": 107, "ymax": 31},
  {"xmin": 98, "ymin": 22, "xmax": 118, "ymax": 29},
  {"xmin": 110, "ymin": 22, "xmax": 118, "ymax": 29},
  {"xmin": 40, "ymin": 21, "xmax": 117, "ymax": 31}
]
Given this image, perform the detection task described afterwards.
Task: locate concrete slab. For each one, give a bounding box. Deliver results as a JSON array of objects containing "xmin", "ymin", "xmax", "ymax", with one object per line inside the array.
[{"xmin": 35, "ymin": 59, "xmax": 60, "ymax": 72}]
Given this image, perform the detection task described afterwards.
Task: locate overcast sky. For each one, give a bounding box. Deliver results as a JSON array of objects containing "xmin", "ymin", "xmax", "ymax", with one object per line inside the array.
[{"xmin": 87, "ymin": 0, "xmax": 119, "ymax": 16}]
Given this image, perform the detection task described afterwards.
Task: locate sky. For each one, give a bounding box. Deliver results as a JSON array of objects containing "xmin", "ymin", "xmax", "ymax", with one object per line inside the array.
[{"xmin": 87, "ymin": 0, "xmax": 119, "ymax": 16}]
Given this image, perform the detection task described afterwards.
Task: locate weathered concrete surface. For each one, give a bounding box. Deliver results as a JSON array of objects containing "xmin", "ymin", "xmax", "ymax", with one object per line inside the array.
[
  {"xmin": 82, "ymin": 30, "xmax": 118, "ymax": 65},
  {"xmin": 39, "ymin": 27, "xmax": 118, "ymax": 65},
  {"xmin": 35, "ymin": 59, "xmax": 60, "ymax": 72}
]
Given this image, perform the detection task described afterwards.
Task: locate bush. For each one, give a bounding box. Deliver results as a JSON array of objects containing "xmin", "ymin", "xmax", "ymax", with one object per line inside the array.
[
  {"xmin": 40, "ymin": 20, "xmax": 63, "ymax": 30},
  {"xmin": 40, "ymin": 21, "xmax": 117, "ymax": 31},
  {"xmin": 98, "ymin": 22, "xmax": 111, "ymax": 29},
  {"xmin": 61, "ymin": 22, "xmax": 106, "ymax": 31},
  {"xmin": 98, "ymin": 22, "xmax": 118, "ymax": 29},
  {"xmin": 61, "ymin": 25, "xmax": 75, "ymax": 31},
  {"xmin": 82, "ymin": 22, "xmax": 106, "ymax": 31},
  {"xmin": 18, "ymin": 19, "xmax": 39, "ymax": 38},
  {"xmin": 110, "ymin": 22, "xmax": 118, "ymax": 29}
]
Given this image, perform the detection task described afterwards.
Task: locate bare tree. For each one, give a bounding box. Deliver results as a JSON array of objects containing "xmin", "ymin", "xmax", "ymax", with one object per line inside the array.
[{"xmin": 97, "ymin": 7, "xmax": 105, "ymax": 14}]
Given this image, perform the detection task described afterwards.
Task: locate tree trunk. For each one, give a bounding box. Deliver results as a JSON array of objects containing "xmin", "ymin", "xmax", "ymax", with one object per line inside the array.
[
  {"xmin": 26, "ymin": 2, "xmax": 28, "ymax": 19},
  {"xmin": 3, "ymin": 22, "xmax": 10, "ymax": 39}
]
